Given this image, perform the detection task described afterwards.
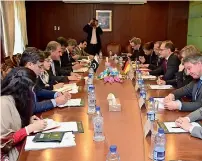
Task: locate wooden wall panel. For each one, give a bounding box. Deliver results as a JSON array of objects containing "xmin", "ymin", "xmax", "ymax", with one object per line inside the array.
[
  {"xmin": 167, "ymin": 2, "xmax": 189, "ymax": 49},
  {"xmin": 26, "ymin": 1, "xmax": 189, "ymax": 54}
]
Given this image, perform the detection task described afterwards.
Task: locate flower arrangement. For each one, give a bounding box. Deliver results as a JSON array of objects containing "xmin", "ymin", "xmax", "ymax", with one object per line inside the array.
[{"xmin": 98, "ymin": 67, "xmax": 123, "ymax": 84}]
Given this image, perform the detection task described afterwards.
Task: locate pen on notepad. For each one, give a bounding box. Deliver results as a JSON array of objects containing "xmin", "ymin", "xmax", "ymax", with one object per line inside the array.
[{"xmin": 171, "ymin": 126, "xmax": 181, "ymax": 129}]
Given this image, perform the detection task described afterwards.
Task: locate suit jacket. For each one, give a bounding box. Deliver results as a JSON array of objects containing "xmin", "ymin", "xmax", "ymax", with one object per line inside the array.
[
  {"xmin": 61, "ymin": 50, "xmax": 75, "ymax": 68},
  {"xmin": 130, "ymin": 46, "xmax": 145, "ymax": 61},
  {"xmin": 53, "ymin": 60, "xmax": 72, "ymax": 76},
  {"xmin": 74, "ymin": 46, "xmax": 90, "ymax": 57},
  {"xmin": 144, "ymin": 51, "xmax": 158, "ymax": 66},
  {"xmin": 148, "ymin": 56, "xmax": 163, "ymax": 70},
  {"xmin": 83, "ymin": 24, "xmax": 103, "ymax": 50},
  {"xmin": 187, "ymin": 107, "xmax": 202, "ymax": 139},
  {"xmin": 149, "ymin": 53, "xmax": 180, "ymax": 81},
  {"xmin": 166, "ymin": 70, "xmax": 193, "ymax": 88},
  {"xmin": 172, "ymin": 80, "xmax": 202, "ymax": 111},
  {"xmin": 33, "ymin": 85, "xmax": 55, "ymax": 114}
]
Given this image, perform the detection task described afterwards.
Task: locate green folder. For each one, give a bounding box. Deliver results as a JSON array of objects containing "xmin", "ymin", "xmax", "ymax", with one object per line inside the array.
[{"xmin": 33, "ymin": 132, "xmax": 65, "ymax": 143}]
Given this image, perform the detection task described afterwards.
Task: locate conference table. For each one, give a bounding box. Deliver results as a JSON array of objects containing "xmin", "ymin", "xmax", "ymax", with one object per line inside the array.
[{"xmin": 18, "ymin": 60, "xmax": 202, "ymax": 161}]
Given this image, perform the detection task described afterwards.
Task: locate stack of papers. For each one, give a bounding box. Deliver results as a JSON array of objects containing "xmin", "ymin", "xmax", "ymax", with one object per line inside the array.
[
  {"xmin": 54, "ymin": 83, "xmax": 79, "ymax": 94},
  {"xmin": 73, "ymin": 67, "xmax": 88, "ymax": 73},
  {"xmin": 163, "ymin": 122, "xmax": 201, "ymax": 133},
  {"xmin": 149, "ymin": 85, "xmax": 173, "ymax": 89},
  {"xmin": 25, "ymin": 132, "xmax": 76, "ymax": 151},
  {"xmin": 58, "ymin": 99, "xmax": 82, "ymax": 108},
  {"xmin": 154, "ymin": 98, "xmax": 165, "ymax": 109},
  {"xmin": 142, "ymin": 75, "xmax": 157, "ymax": 80}
]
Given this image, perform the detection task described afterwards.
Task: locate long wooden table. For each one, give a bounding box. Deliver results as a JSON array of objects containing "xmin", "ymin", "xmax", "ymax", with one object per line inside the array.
[{"xmin": 18, "ymin": 60, "xmax": 202, "ymax": 161}]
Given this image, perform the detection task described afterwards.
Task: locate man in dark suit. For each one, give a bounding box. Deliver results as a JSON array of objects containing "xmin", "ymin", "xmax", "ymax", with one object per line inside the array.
[
  {"xmin": 164, "ymin": 52, "xmax": 202, "ymax": 112},
  {"xmin": 127, "ymin": 37, "xmax": 145, "ymax": 61},
  {"xmin": 157, "ymin": 45, "xmax": 198, "ymax": 88},
  {"xmin": 83, "ymin": 18, "xmax": 103, "ymax": 55},
  {"xmin": 19, "ymin": 47, "xmax": 71, "ymax": 114},
  {"xmin": 46, "ymin": 41, "xmax": 80, "ymax": 80},
  {"xmin": 147, "ymin": 41, "xmax": 180, "ymax": 81}
]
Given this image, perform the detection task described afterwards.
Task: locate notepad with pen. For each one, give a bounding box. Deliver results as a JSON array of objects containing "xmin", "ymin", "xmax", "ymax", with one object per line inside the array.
[
  {"xmin": 158, "ymin": 121, "xmax": 201, "ymax": 134},
  {"xmin": 33, "ymin": 132, "xmax": 65, "ymax": 143}
]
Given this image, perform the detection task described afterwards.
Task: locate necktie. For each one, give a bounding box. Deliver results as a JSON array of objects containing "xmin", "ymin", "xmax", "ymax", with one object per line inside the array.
[
  {"xmin": 163, "ymin": 59, "xmax": 168, "ymax": 72},
  {"xmin": 194, "ymin": 80, "xmax": 202, "ymax": 101}
]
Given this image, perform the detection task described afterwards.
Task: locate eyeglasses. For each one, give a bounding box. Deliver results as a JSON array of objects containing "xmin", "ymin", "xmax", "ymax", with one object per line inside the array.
[{"xmin": 45, "ymin": 58, "xmax": 53, "ymax": 63}]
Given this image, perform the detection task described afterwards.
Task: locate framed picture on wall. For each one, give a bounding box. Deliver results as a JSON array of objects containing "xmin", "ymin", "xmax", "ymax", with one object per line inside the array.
[{"xmin": 96, "ymin": 10, "xmax": 112, "ymax": 32}]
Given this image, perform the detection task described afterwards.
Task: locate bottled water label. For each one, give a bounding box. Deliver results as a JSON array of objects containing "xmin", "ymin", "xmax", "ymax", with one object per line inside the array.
[
  {"xmin": 140, "ymin": 91, "xmax": 146, "ymax": 99},
  {"xmin": 147, "ymin": 111, "xmax": 155, "ymax": 121},
  {"xmin": 153, "ymin": 147, "xmax": 165, "ymax": 160}
]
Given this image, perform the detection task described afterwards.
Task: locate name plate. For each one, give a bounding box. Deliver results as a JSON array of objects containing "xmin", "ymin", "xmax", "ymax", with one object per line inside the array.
[
  {"xmin": 144, "ymin": 120, "xmax": 152, "ymax": 137},
  {"xmin": 138, "ymin": 97, "xmax": 145, "ymax": 109}
]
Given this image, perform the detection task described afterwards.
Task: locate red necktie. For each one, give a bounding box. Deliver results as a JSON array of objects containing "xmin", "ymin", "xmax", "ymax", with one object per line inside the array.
[{"xmin": 163, "ymin": 59, "xmax": 167, "ymax": 72}]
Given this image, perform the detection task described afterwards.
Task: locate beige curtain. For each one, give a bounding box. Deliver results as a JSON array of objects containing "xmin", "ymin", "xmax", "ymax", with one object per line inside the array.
[
  {"xmin": 15, "ymin": 1, "xmax": 28, "ymax": 49},
  {"xmin": 0, "ymin": 1, "xmax": 15, "ymax": 56}
]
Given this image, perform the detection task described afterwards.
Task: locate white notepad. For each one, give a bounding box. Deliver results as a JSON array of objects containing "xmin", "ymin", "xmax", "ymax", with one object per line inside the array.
[
  {"xmin": 154, "ymin": 98, "xmax": 165, "ymax": 109},
  {"xmin": 142, "ymin": 75, "xmax": 157, "ymax": 80},
  {"xmin": 164, "ymin": 122, "xmax": 201, "ymax": 133},
  {"xmin": 44, "ymin": 122, "xmax": 78, "ymax": 133},
  {"xmin": 53, "ymin": 83, "xmax": 79, "ymax": 94},
  {"xmin": 58, "ymin": 99, "xmax": 82, "ymax": 108},
  {"xmin": 150, "ymin": 85, "xmax": 173, "ymax": 89},
  {"xmin": 73, "ymin": 67, "xmax": 88, "ymax": 73},
  {"xmin": 25, "ymin": 132, "xmax": 76, "ymax": 151}
]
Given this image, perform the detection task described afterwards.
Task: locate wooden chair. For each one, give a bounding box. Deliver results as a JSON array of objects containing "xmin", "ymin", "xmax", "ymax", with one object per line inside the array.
[
  {"xmin": 126, "ymin": 44, "xmax": 133, "ymax": 54},
  {"xmin": 106, "ymin": 43, "xmax": 121, "ymax": 56},
  {"xmin": 1, "ymin": 63, "xmax": 13, "ymax": 79},
  {"xmin": 12, "ymin": 53, "xmax": 22, "ymax": 66},
  {"xmin": 4, "ymin": 56, "xmax": 15, "ymax": 67}
]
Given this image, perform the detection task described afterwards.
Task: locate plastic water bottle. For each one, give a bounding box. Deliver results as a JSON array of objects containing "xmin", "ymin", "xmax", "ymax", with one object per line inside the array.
[
  {"xmin": 106, "ymin": 145, "xmax": 120, "ymax": 161},
  {"xmin": 140, "ymin": 86, "xmax": 146, "ymax": 100},
  {"xmin": 99, "ymin": 51, "xmax": 103, "ymax": 59},
  {"xmin": 87, "ymin": 74, "xmax": 93, "ymax": 87},
  {"xmin": 88, "ymin": 85, "xmax": 96, "ymax": 114},
  {"xmin": 137, "ymin": 70, "xmax": 143, "ymax": 85},
  {"xmin": 148, "ymin": 97, "xmax": 155, "ymax": 115},
  {"xmin": 119, "ymin": 57, "xmax": 123, "ymax": 67},
  {"xmin": 93, "ymin": 106, "xmax": 105, "ymax": 141},
  {"xmin": 147, "ymin": 98, "xmax": 156, "ymax": 159},
  {"xmin": 147, "ymin": 109, "xmax": 155, "ymax": 160},
  {"xmin": 153, "ymin": 128, "xmax": 166, "ymax": 161},
  {"xmin": 89, "ymin": 67, "xmax": 94, "ymax": 77}
]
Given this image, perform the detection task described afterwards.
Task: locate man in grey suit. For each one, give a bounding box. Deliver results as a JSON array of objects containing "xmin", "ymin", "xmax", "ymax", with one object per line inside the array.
[
  {"xmin": 175, "ymin": 107, "xmax": 202, "ymax": 139},
  {"xmin": 164, "ymin": 52, "xmax": 202, "ymax": 112}
]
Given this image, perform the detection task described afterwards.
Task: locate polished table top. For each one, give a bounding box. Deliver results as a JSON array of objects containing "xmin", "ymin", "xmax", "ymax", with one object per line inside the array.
[{"xmin": 18, "ymin": 60, "xmax": 202, "ymax": 161}]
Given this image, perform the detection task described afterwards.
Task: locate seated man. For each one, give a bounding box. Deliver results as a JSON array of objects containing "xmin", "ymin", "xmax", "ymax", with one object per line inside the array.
[
  {"xmin": 145, "ymin": 40, "xmax": 180, "ymax": 82},
  {"xmin": 127, "ymin": 37, "xmax": 144, "ymax": 61},
  {"xmin": 19, "ymin": 47, "xmax": 71, "ymax": 114},
  {"xmin": 74, "ymin": 40, "xmax": 94, "ymax": 60},
  {"xmin": 157, "ymin": 45, "xmax": 198, "ymax": 88},
  {"xmin": 175, "ymin": 107, "xmax": 202, "ymax": 139},
  {"xmin": 164, "ymin": 52, "xmax": 202, "ymax": 112},
  {"xmin": 46, "ymin": 41, "xmax": 80, "ymax": 79},
  {"xmin": 139, "ymin": 41, "xmax": 158, "ymax": 69}
]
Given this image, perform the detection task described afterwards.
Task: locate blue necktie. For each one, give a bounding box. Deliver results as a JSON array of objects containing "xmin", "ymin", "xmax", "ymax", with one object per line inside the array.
[{"xmin": 194, "ymin": 80, "xmax": 202, "ymax": 101}]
